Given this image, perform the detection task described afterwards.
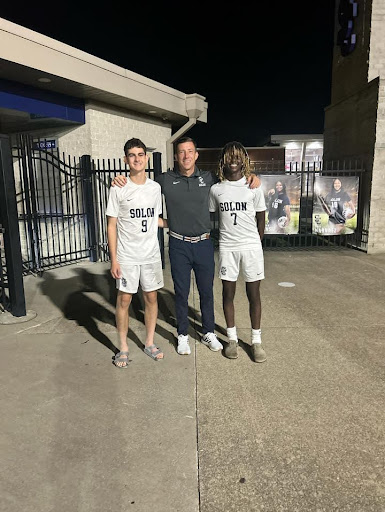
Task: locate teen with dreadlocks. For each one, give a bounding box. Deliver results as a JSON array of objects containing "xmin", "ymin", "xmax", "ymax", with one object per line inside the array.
[{"xmin": 209, "ymin": 141, "xmax": 267, "ymax": 362}]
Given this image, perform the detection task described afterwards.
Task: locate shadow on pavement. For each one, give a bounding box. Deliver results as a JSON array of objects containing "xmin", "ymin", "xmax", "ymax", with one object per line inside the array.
[{"xmin": 38, "ymin": 265, "xmax": 216, "ymax": 354}]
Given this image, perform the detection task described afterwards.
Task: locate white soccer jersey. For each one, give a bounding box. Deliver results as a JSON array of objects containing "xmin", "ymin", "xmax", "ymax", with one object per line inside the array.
[
  {"xmin": 106, "ymin": 178, "xmax": 162, "ymax": 264},
  {"xmin": 209, "ymin": 177, "xmax": 266, "ymax": 251}
]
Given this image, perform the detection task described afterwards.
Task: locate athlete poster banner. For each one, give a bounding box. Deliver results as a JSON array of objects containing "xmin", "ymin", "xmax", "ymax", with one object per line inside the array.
[
  {"xmin": 312, "ymin": 176, "xmax": 359, "ymax": 235},
  {"xmin": 261, "ymin": 174, "xmax": 301, "ymax": 234}
]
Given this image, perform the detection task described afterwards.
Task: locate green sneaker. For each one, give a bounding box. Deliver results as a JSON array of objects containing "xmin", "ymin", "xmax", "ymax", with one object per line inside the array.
[
  {"xmin": 224, "ymin": 340, "xmax": 238, "ymax": 359},
  {"xmin": 251, "ymin": 343, "xmax": 267, "ymax": 363}
]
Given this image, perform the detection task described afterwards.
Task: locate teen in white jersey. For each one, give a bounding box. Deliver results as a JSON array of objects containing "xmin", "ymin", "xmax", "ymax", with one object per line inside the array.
[
  {"xmin": 106, "ymin": 138, "xmax": 167, "ymax": 367},
  {"xmin": 209, "ymin": 141, "xmax": 267, "ymax": 362}
]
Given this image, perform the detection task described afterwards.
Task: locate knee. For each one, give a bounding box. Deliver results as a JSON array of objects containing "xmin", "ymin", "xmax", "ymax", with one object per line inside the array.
[
  {"xmin": 144, "ymin": 291, "xmax": 158, "ymax": 306},
  {"xmin": 248, "ymin": 294, "xmax": 261, "ymax": 308},
  {"xmin": 222, "ymin": 292, "xmax": 234, "ymax": 304},
  {"xmin": 249, "ymin": 300, "xmax": 261, "ymax": 310},
  {"xmin": 117, "ymin": 293, "xmax": 132, "ymax": 309}
]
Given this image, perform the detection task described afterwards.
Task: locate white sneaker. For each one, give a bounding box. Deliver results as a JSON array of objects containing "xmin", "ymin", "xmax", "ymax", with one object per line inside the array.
[
  {"xmin": 201, "ymin": 332, "xmax": 223, "ymax": 352},
  {"xmin": 177, "ymin": 334, "xmax": 191, "ymax": 355}
]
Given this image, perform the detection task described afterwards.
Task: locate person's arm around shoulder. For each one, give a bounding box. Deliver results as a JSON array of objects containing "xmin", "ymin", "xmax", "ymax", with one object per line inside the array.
[
  {"xmin": 111, "ymin": 175, "xmax": 127, "ymax": 187},
  {"xmin": 247, "ymin": 173, "xmax": 261, "ymax": 189}
]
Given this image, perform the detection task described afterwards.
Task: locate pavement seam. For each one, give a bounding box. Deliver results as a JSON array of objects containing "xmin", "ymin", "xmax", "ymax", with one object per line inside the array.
[{"xmin": 192, "ymin": 277, "xmax": 202, "ymax": 512}]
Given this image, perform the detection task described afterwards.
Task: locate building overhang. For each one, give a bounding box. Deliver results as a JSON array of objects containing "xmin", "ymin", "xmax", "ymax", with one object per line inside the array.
[{"xmin": 0, "ymin": 18, "xmax": 207, "ymax": 127}]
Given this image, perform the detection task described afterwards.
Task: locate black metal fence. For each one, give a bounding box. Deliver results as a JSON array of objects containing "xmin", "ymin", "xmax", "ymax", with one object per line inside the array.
[
  {"xmin": 201, "ymin": 159, "xmax": 367, "ymax": 252},
  {"xmin": 0, "ymin": 134, "xmax": 368, "ymax": 314},
  {"xmin": 0, "ymin": 221, "xmax": 9, "ymax": 312},
  {"xmin": 13, "ymin": 136, "xmax": 90, "ymax": 271},
  {"xmin": 10, "ymin": 134, "xmax": 163, "ymax": 274}
]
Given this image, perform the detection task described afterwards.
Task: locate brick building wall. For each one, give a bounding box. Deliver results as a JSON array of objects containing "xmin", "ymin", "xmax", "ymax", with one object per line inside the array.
[{"xmin": 57, "ymin": 101, "xmax": 171, "ymax": 172}]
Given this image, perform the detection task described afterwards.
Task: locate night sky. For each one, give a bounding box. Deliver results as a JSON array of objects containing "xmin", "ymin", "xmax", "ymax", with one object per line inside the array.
[{"xmin": 1, "ymin": 1, "xmax": 336, "ymax": 147}]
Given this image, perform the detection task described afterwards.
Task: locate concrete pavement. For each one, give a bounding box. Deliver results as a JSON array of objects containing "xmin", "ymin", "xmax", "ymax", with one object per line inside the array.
[{"xmin": 1, "ymin": 249, "xmax": 385, "ymax": 511}]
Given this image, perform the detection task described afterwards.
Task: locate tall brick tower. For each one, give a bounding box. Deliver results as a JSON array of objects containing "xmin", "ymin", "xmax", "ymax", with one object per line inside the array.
[{"xmin": 324, "ymin": 0, "xmax": 385, "ymax": 253}]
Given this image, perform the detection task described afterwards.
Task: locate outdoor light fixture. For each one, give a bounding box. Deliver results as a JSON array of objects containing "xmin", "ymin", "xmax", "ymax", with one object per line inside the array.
[{"xmin": 37, "ymin": 77, "xmax": 52, "ymax": 83}]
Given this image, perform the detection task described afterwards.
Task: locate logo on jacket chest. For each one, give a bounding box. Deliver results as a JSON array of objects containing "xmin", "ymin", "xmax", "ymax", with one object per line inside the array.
[{"xmin": 198, "ymin": 177, "xmax": 206, "ymax": 187}]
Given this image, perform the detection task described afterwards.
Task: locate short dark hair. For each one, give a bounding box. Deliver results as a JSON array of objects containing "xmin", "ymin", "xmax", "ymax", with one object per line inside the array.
[
  {"xmin": 174, "ymin": 136, "xmax": 197, "ymax": 153},
  {"xmin": 124, "ymin": 138, "xmax": 147, "ymax": 156}
]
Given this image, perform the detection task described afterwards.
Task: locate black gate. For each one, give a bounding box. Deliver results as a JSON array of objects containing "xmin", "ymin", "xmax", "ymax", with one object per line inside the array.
[
  {"xmin": 13, "ymin": 134, "xmax": 91, "ymax": 271},
  {"xmin": 12, "ymin": 134, "xmax": 163, "ymax": 273}
]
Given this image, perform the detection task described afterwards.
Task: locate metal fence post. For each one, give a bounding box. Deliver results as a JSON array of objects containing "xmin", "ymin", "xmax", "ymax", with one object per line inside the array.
[
  {"xmin": 152, "ymin": 152, "xmax": 165, "ymax": 269},
  {"xmin": 0, "ymin": 135, "xmax": 26, "ymax": 316},
  {"xmin": 80, "ymin": 155, "xmax": 98, "ymax": 262}
]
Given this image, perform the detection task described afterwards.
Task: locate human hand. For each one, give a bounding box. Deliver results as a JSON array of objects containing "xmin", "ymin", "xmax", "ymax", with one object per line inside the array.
[
  {"xmin": 111, "ymin": 175, "xmax": 127, "ymax": 188},
  {"xmin": 110, "ymin": 261, "xmax": 122, "ymax": 279},
  {"xmin": 247, "ymin": 174, "xmax": 261, "ymax": 189}
]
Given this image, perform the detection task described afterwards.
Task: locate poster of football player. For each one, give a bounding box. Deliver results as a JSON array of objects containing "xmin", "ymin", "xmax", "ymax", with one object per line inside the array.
[
  {"xmin": 261, "ymin": 175, "xmax": 301, "ymax": 234},
  {"xmin": 312, "ymin": 176, "xmax": 359, "ymax": 235}
]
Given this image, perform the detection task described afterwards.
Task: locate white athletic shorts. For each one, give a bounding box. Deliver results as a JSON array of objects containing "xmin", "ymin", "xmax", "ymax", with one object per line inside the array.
[
  {"xmin": 116, "ymin": 261, "xmax": 164, "ymax": 293},
  {"xmin": 218, "ymin": 248, "xmax": 264, "ymax": 282}
]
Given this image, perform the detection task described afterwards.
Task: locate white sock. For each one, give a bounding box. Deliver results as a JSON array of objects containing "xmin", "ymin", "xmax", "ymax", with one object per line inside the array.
[
  {"xmin": 227, "ymin": 326, "xmax": 238, "ymax": 342},
  {"xmin": 251, "ymin": 328, "xmax": 262, "ymax": 344}
]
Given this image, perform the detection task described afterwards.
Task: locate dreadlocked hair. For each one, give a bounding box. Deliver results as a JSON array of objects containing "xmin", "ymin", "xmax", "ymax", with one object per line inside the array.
[{"xmin": 217, "ymin": 141, "xmax": 251, "ymax": 181}]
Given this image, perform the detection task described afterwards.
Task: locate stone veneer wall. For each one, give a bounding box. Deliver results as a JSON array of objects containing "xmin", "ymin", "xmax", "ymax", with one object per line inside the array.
[
  {"xmin": 368, "ymin": 0, "xmax": 385, "ymax": 83},
  {"xmin": 368, "ymin": 78, "xmax": 385, "ymax": 252}
]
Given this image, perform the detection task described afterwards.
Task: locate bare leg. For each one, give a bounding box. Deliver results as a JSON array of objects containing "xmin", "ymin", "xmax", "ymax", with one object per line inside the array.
[
  {"xmin": 246, "ymin": 281, "xmax": 266, "ymax": 362},
  {"xmin": 143, "ymin": 290, "xmax": 163, "ymax": 359},
  {"xmin": 115, "ymin": 290, "xmax": 132, "ymax": 367},
  {"xmin": 222, "ymin": 280, "xmax": 237, "ymax": 328},
  {"xmin": 245, "ymin": 281, "xmax": 261, "ymax": 329},
  {"xmin": 222, "ymin": 280, "xmax": 238, "ymax": 359}
]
